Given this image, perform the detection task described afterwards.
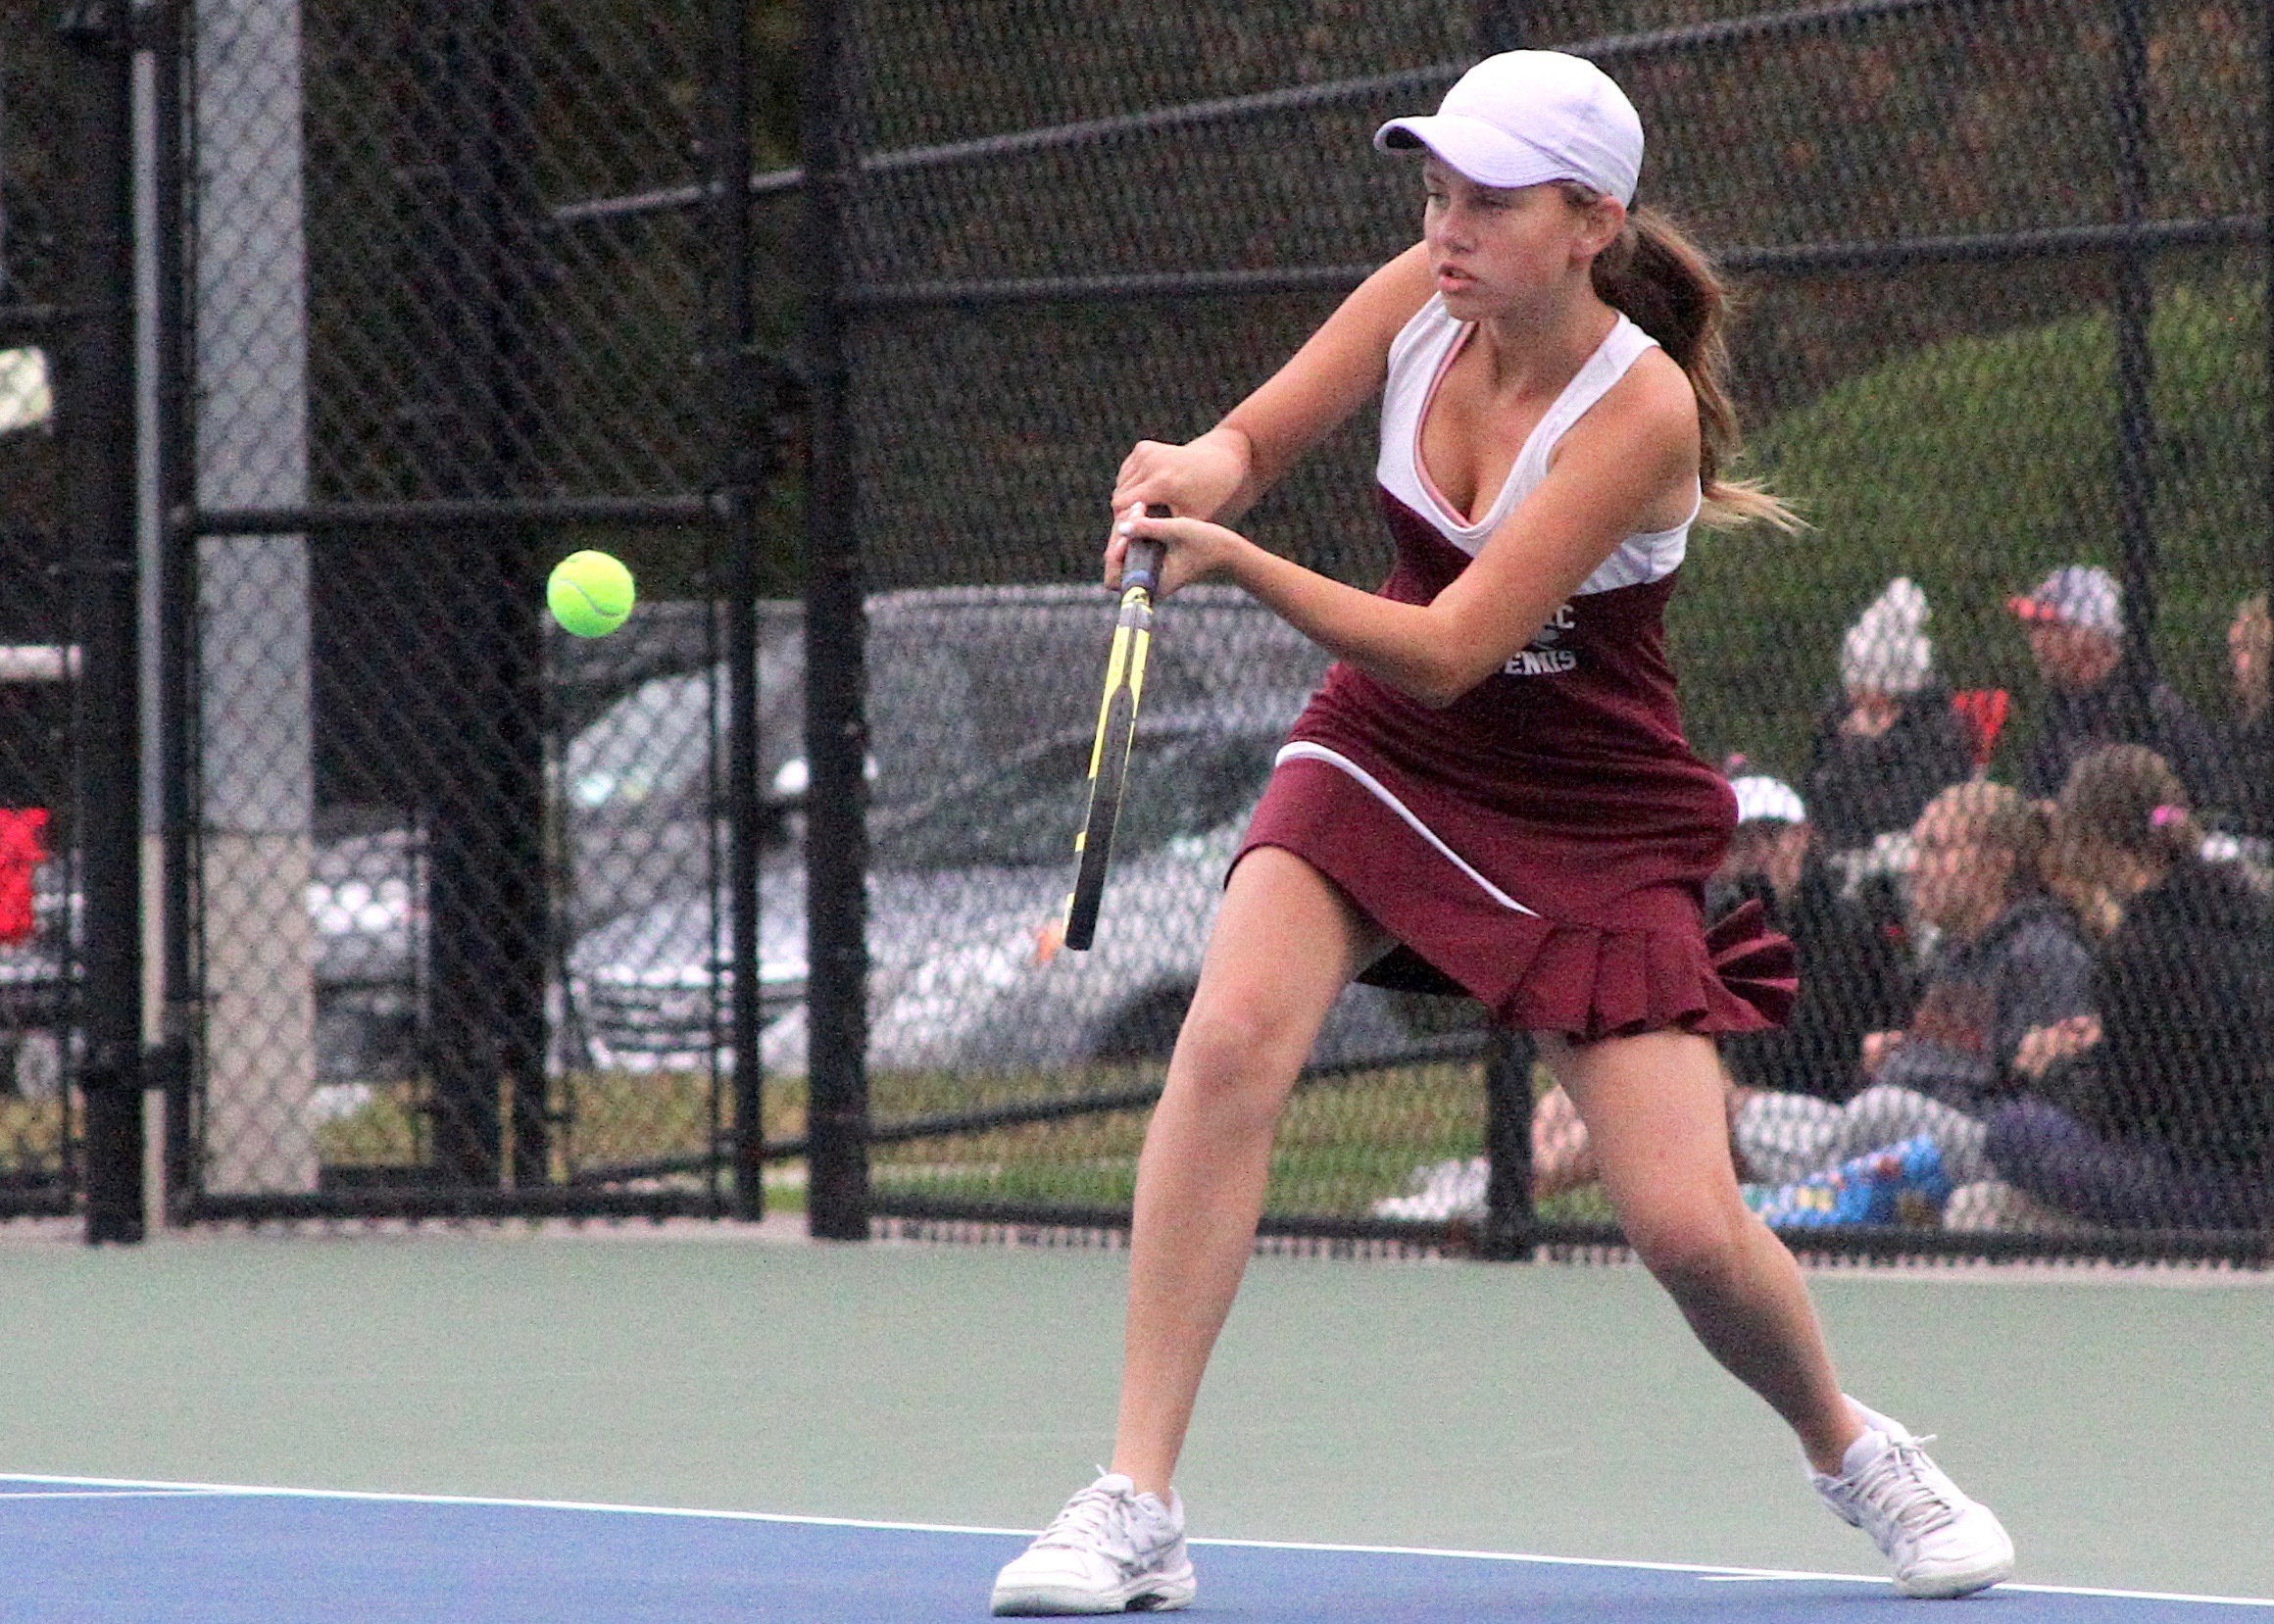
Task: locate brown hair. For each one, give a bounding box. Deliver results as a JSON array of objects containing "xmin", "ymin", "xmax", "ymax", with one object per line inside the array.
[
  {"xmin": 1924, "ymin": 779, "xmax": 2055, "ymax": 902},
  {"xmin": 2237, "ymin": 591, "xmax": 2270, "ymax": 721},
  {"xmin": 1559, "ymin": 184, "xmax": 1799, "ymax": 532},
  {"xmin": 2056, "ymin": 744, "xmax": 2200, "ymax": 869}
]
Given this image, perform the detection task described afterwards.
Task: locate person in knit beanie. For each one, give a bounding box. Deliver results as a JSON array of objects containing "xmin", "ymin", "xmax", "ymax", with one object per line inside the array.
[{"xmin": 1804, "ymin": 577, "xmax": 1975, "ymax": 854}]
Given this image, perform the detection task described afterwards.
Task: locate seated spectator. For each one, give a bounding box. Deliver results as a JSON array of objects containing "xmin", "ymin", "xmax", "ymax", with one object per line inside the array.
[
  {"xmin": 1727, "ymin": 779, "xmax": 2093, "ymax": 1190},
  {"xmin": 1804, "ymin": 578, "xmax": 1975, "ymax": 853},
  {"xmin": 1985, "ymin": 746, "xmax": 2274, "ymax": 1229},
  {"xmin": 2009, "ymin": 565, "xmax": 2229, "ymax": 808},
  {"xmin": 2219, "ymin": 592, "xmax": 2270, "ymax": 843},
  {"xmin": 1711, "ymin": 774, "xmax": 1916, "ymax": 1104},
  {"xmin": 1530, "ymin": 772, "xmax": 1916, "ymax": 1201}
]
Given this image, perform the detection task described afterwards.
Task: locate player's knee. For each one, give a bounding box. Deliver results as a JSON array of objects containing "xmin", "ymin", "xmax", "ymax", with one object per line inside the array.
[
  {"xmin": 1619, "ymin": 1200, "xmax": 1748, "ymax": 1295},
  {"xmin": 1170, "ymin": 1000, "xmax": 1311, "ymax": 1109}
]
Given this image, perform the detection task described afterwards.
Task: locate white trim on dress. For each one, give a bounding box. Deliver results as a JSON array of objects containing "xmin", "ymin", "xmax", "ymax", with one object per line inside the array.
[
  {"xmin": 1374, "ymin": 301, "xmax": 1697, "ymax": 594},
  {"xmin": 1274, "ymin": 742, "xmax": 1540, "ymax": 916}
]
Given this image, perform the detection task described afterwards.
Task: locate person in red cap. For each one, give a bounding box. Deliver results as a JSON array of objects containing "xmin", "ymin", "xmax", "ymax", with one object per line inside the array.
[
  {"xmin": 992, "ymin": 48, "xmax": 2010, "ymax": 1617},
  {"xmin": 2008, "ymin": 564, "xmax": 2229, "ymax": 810}
]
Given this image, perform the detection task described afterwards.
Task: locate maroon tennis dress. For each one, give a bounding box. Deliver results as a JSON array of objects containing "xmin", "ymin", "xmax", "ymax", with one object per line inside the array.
[{"xmin": 1237, "ymin": 302, "xmax": 1795, "ymax": 1041}]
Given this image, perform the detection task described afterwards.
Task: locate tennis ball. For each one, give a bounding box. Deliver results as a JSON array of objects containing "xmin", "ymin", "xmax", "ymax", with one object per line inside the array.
[{"xmin": 548, "ymin": 550, "xmax": 636, "ymax": 637}]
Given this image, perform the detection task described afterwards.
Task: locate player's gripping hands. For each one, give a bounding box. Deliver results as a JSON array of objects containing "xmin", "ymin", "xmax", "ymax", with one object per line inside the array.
[
  {"xmin": 1104, "ymin": 425, "xmax": 1270, "ymax": 596},
  {"xmin": 1107, "ymin": 502, "xmax": 1254, "ymax": 601},
  {"xmin": 1112, "ymin": 427, "xmax": 1257, "ymax": 528}
]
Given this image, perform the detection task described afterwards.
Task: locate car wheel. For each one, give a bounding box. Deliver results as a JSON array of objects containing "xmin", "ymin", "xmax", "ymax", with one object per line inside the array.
[{"xmin": 1092, "ymin": 986, "xmax": 1194, "ymax": 1062}]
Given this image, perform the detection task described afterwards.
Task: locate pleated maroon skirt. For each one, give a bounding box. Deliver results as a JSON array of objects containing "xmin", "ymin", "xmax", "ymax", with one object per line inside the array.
[{"xmin": 1241, "ymin": 751, "xmax": 1795, "ymax": 1042}]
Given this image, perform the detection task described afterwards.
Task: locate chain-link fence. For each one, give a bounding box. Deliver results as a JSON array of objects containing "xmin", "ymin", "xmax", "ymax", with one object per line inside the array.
[
  {"xmin": 0, "ymin": 13, "xmax": 84, "ymax": 1220},
  {"xmin": 25, "ymin": 0, "xmax": 2274, "ymax": 1254},
  {"xmin": 158, "ymin": 0, "xmax": 791, "ymax": 1219},
  {"xmin": 0, "ymin": 522, "xmax": 74, "ymax": 1216},
  {"xmin": 799, "ymin": 0, "xmax": 2273, "ymax": 1262}
]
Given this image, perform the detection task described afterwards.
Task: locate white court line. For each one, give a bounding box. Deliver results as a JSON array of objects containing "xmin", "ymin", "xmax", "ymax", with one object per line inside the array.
[
  {"xmin": 3, "ymin": 1473, "xmax": 2268, "ymax": 1608},
  {"xmin": 0, "ymin": 1489, "xmax": 228, "ymax": 1501},
  {"xmin": 1700, "ymin": 1571, "xmax": 1871, "ymax": 1583}
]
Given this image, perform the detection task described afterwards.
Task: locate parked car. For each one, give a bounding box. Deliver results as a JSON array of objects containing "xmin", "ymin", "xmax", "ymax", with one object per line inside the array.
[
  {"xmin": 0, "ymin": 822, "xmax": 427, "ymax": 1095},
  {"xmin": 560, "ymin": 602, "xmax": 807, "ymax": 935},
  {"xmin": 557, "ymin": 583, "xmax": 1334, "ymax": 928},
  {"xmin": 307, "ymin": 819, "xmax": 421, "ymax": 1085},
  {"xmin": 568, "ymin": 709, "xmax": 1415, "ymax": 1076},
  {"xmin": 558, "ymin": 582, "xmax": 1343, "ymax": 1074},
  {"xmin": 315, "ymin": 582, "xmax": 1371, "ymax": 1084},
  {"xmin": 0, "ymin": 861, "xmax": 72, "ymax": 1098},
  {"xmin": 0, "ymin": 606, "xmax": 769, "ymax": 1097}
]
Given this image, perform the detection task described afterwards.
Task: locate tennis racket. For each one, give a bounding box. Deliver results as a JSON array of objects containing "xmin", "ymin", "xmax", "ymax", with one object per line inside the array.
[{"xmin": 1063, "ymin": 506, "xmax": 1170, "ymax": 952}]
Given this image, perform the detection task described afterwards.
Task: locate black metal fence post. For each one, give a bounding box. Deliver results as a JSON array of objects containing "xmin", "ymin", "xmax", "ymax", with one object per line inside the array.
[
  {"xmin": 402, "ymin": 0, "xmax": 550, "ymax": 1188},
  {"xmin": 2112, "ymin": 0, "xmax": 2159, "ymax": 714},
  {"xmin": 57, "ymin": 0, "xmax": 144, "ymax": 1244},
  {"xmin": 800, "ymin": 0, "xmax": 870, "ymax": 1240},
  {"xmin": 1481, "ymin": 1029, "xmax": 1536, "ymax": 1259},
  {"xmin": 148, "ymin": 0, "xmax": 198, "ymax": 1219},
  {"xmin": 713, "ymin": 0, "xmax": 766, "ymax": 1219}
]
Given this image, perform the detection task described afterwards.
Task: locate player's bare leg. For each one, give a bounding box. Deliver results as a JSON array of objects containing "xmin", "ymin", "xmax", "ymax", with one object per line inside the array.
[
  {"xmin": 1110, "ymin": 847, "xmax": 1388, "ymax": 1498},
  {"xmin": 1542, "ymin": 1030, "xmax": 2015, "ymax": 1595},
  {"xmin": 1539, "ymin": 1029, "xmax": 1861, "ymax": 1472}
]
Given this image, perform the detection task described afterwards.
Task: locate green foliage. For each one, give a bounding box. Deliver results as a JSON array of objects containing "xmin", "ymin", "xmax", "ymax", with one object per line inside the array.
[
  {"xmin": 859, "ymin": 1059, "xmax": 1482, "ymax": 1218},
  {"xmin": 1672, "ymin": 279, "xmax": 2268, "ymax": 782}
]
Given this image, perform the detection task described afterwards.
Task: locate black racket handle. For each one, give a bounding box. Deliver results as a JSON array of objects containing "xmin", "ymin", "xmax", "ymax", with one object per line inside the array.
[{"xmin": 1122, "ymin": 504, "xmax": 1171, "ymax": 596}]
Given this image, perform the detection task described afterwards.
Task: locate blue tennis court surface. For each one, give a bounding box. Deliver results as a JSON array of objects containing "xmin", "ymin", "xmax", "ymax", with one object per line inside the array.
[{"xmin": 4, "ymin": 1475, "xmax": 2267, "ymax": 1623}]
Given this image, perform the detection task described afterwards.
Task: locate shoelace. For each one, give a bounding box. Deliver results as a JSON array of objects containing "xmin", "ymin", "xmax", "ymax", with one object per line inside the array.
[
  {"xmin": 1850, "ymin": 1434, "xmax": 1960, "ymax": 1539},
  {"xmin": 1034, "ymin": 1481, "xmax": 1145, "ymax": 1557}
]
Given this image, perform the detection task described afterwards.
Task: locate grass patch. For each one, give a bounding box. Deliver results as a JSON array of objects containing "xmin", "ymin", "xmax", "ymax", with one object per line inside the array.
[
  {"xmin": 0, "ymin": 1095, "xmax": 67, "ymax": 1173},
  {"xmin": 1682, "ymin": 277, "xmax": 2267, "ymax": 781},
  {"xmin": 867, "ymin": 1059, "xmax": 1486, "ymax": 1218},
  {"xmin": 316, "ymin": 1083, "xmax": 422, "ymax": 1166},
  {"xmin": 307, "ymin": 1055, "xmax": 1613, "ymax": 1227},
  {"xmin": 314, "ymin": 1069, "xmax": 794, "ymax": 1181}
]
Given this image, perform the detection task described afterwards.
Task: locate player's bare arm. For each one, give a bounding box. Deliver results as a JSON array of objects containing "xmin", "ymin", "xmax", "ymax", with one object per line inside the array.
[
  {"xmin": 1109, "ymin": 243, "xmax": 1434, "ymax": 527},
  {"xmin": 1116, "ymin": 348, "xmax": 1698, "ymax": 708}
]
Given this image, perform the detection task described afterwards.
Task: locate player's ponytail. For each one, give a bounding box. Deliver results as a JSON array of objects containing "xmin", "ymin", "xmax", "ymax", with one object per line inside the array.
[{"xmin": 1563, "ymin": 186, "xmax": 1800, "ymax": 532}]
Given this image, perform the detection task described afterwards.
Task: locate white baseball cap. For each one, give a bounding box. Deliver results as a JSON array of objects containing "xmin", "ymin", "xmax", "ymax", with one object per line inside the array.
[
  {"xmin": 1729, "ymin": 774, "xmax": 1807, "ymax": 827},
  {"xmin": 1374, "ymin": 51, "xmax": 1644, "ymax": 206},
  {"xmin": 2008, "ymin": 565, "xmax": 2122, "ymax": 639}
]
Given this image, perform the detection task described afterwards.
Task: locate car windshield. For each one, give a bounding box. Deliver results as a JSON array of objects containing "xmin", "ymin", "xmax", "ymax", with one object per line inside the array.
[{"xmin": 873, "ymin": 729, "xmax": 1278, "ymax": 873}]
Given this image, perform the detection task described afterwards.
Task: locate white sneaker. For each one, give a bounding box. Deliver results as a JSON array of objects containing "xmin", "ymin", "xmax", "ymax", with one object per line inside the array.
[
  {"xmin": 990, "ymin": 1472, "xmax": 1197, "ymax": 1615},
  {"xmin": 1811, "ymin": 1401, "xmax": 2015, "ymax": 1599}
]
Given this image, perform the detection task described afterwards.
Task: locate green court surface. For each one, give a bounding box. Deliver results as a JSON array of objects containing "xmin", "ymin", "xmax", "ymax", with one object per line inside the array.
[{"xmin": 0, "ymin": 1227, "xmax": 2266, "ymax": 1601}]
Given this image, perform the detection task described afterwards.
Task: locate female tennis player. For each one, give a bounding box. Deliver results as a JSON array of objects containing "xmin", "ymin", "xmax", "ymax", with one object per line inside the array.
[{"xmin": 991, "ymin": 50, "xmax": 2011, "ymax": 1615}]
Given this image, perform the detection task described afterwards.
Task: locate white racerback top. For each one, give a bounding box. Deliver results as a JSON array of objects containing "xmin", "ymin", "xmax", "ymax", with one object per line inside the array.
[{"xmin": 1374, "ymin": 300, "xmax": 1699, "ymax": 596}]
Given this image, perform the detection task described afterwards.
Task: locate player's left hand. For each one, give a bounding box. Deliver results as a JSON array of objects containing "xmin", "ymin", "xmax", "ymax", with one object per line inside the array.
[{"xmin": 1106, "ymin": 503, "xmax": 1249, "ymax": 599}]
